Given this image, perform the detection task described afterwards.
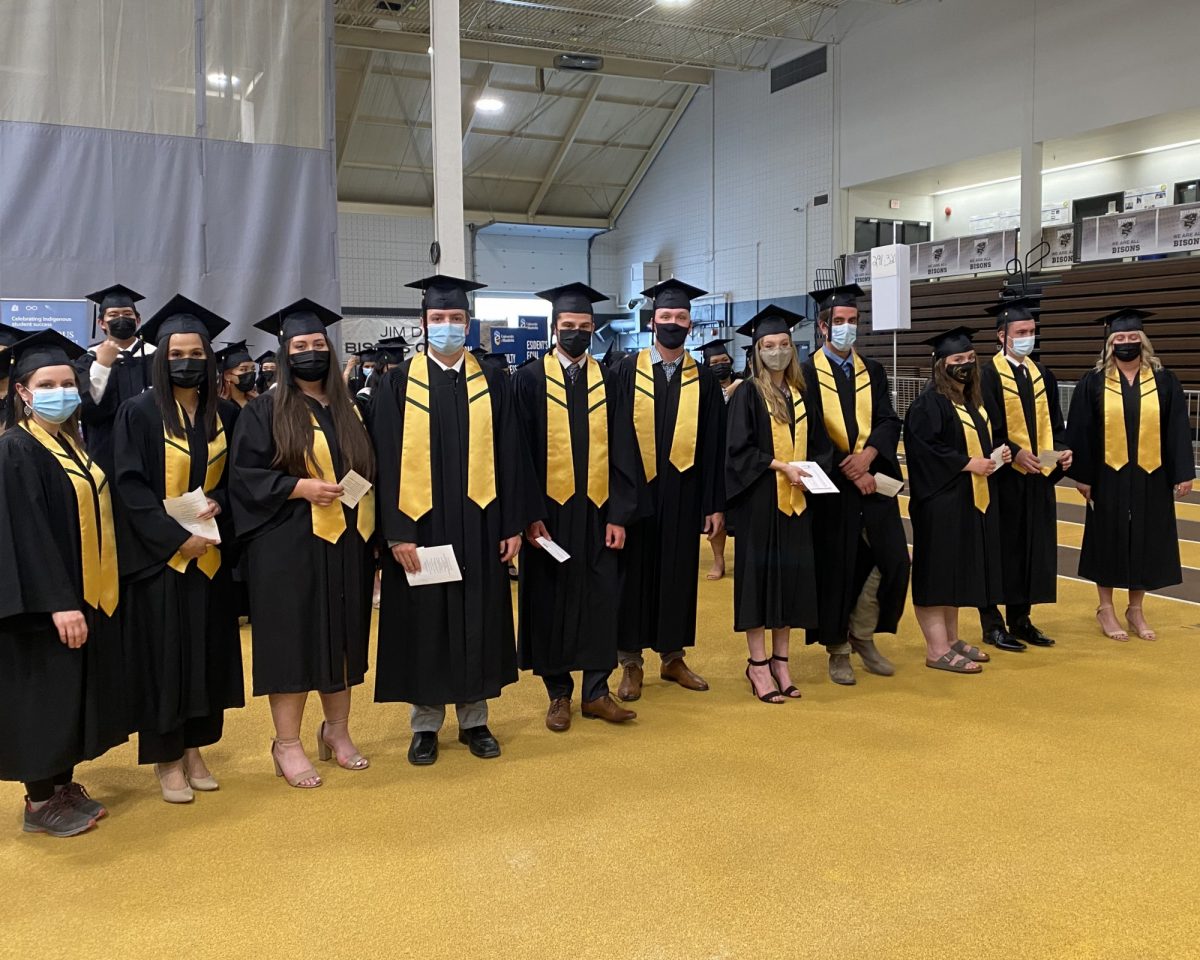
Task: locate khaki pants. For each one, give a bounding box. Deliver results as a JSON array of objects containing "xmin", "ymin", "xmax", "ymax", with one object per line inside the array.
[{"xmin": 828, "ymin": 534, "xmax": 882, "ymax": 655}]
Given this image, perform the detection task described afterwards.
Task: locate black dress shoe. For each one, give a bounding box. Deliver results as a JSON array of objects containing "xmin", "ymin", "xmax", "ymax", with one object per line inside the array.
[
  {"xmin": 458, "ymin": 725, "xmax": 501, "ymax": 759},
  {"xmin": 982, "ymin": 628, "xmax": 1027, "ymax": 652},
  {"xmin": 408, "ymin": 732, "xmax": 439, "ymax": 766},
  {"xmin": 1010, "ymin": 620, "xmax": 1055, "ymax": 646}
]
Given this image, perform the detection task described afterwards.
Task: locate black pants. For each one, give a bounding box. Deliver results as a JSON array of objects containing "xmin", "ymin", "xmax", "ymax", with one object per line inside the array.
[
  {"xmin": 543, "ymin": 670, "xmax": 612, "ymax": 704},
  {"xmin": 979, "ymin": 603, "xmax": 1032, "ymax": 634},
  {"xmin": 137, "ymin": 712, "xmax": 225, "ymax": 765},
  {"xmin": 24, "ymin": 768, "xmax": 75, "ymax": 803}
]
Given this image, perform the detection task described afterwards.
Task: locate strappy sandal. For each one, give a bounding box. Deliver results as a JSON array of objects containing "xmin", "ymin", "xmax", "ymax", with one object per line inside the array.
[
  {"xmin": 746, "ymin": 658, "xmax": 785, "ymax": 703},
  {"xmin": 1096, "ymin": 606, "xmax": 1129, "ymax": 642},
  {"xmin": 951, "ymin": 640, "xmax": 990, "ymax": 663},
  {"xmin": 317, "ymin": 719, "xmax": 370, "ymax": 770},
  {"xmin": 770, "ymin": 654, "xmax": 802, "ymax": 699},
  {"xmin": 271, "ymin": 738, "xmax": 323, "ymax": 788},
  {"xmin": 1124, "ymin": 606, "xmax": 1156, "ymax": 641},
  {"xmin": 925, "ymin": 650, "xmax": 982, "ymax": 674}
]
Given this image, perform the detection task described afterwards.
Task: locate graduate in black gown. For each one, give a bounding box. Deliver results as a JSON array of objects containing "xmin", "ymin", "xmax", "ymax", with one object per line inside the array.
[
  {"xmin": 254, "ymin": 349, "xmax": 277, "ymax": 394},
  {"xmin": 514, "ymin": 283, "xmax": 640, "ymax": 732},
  {"xmin": 217, "ymin": 339, "xmax": 259, "ymax": 410},
  {"xmin": 373, "ymin": 275, "xmax": 534, "ymax": 766},
  {"xmin": 611, "ymin": 278, "xmax": 725, "ymax": 702},
  {"xmin": 0, "ymin": 331, "xmax": 125, "ymax": 837},
  {"xmin": 1066, "ymin": 309, "xmax": 1194, "ymax": 642},
  {"xmin": 701, "ymin": 337, "xmax": 740, "ymax": 583},
  {"xmin": 232, "ymin": 299, "xmax": 376, "ymax": 789},
  {"xmin": 0, "ymin": 322, "xmax": 22, "ymax": 429},
  {"xmin": 112, "ymin": 296, "xmax": 245, "ymax": 804},
  {"xmin": 726, "ymin": 306, "xmax": 824, "ymax": 703},
  {"xmin": 801, "ymin": 283, "xmax": 908, "ymax": 685},
  {"xmin": 903, "ymin": 327, "xmax": 1011, "ymax": 675},
  {"xmin": 77, "ymin": 284, "xmax": 154, "ymax": 475},
  {"xmin": 976, "ymin": 296, "xmax": 1071, "ymax": 653}
]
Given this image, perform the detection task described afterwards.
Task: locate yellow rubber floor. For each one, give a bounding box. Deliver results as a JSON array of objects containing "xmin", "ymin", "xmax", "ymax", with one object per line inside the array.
[{"xmin": 3, "ymin": 560, "xmax": 1199, "ymax": 960}]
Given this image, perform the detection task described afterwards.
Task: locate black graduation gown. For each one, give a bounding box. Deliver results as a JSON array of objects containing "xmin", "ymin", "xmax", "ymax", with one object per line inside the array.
[
  {"xmin": 725, "ymin": 380, "xmax": 824, "ymax": 632},
  {"xmin": 612, "ymin": 357, "xmax": 726, "ymax": 654},
  {"xmin": 979, "ymin": 356, "xmax": 1066, "ymax": 607},
  {"xmin": 112, "ymin": 392, "xmax": 245, "ymax": 736},
  {"xmin": 76, "ymin": 344, "xmax": 153, "ymax": 476},
  {"xmin": 0, "ymin": 428, "xmax": 127, "ymax": 783},
  {"xmin": 512, "ymin": 356, "xmax": 640, "ymax": 676},
  {"xmin": 1067, "ymin": 366, "xmax": 1192, "ymax": 590},
  {"xmin": 230, "ymin": 392, "xmax": 374, "ymax": 695},
  {"xmin": 903, "ymin": 384, "xmax": 1004, "ymax": 608},
  {"xmin": 801, "ymin": 353, "xmax": 910, "ymax": 645},
  {"xmin": 372, "ymin": 358, "xmax": 535, "ymax": 705}
]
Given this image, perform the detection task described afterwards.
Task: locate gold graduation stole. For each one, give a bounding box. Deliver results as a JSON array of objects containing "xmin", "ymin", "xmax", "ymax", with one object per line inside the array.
[
  {"xmin": 768, "ymin": 384, "xmax": 808, "ymax": 517},
  {"xmin": 991, "ymin": 353, "xmax": 1054, "ymax": 476},
  {"xmin": 22, "ymin": 420, "xmax": 119, "ymax": 615},
  {"xmin": 165, "ymin": 406, "xmax": 226, "ymax": 578},
  {"xmin": 544, "ymin": 353, "xmax": 609, "ymax": 507},
  {"xmin": 953, "ymin": 402, "xmax": 991, "ymax": 513},
  {"xmin": 306, "ymin": 410, "xmax": 375, "ymax": 544},
  {"xmin": 632, "ymin": 348, "xmax": 699, "ymax": 482},
  {"xmin": 399, "ymin": 352, "xmax": 496, "ymax": 521},
  {"xmin": 813, "ymin": 348, "xmax": 871, "ymax": 455},
  {"xmin": 1104, "ymin": 366, "xmax": 1161, "ymax": 473}
]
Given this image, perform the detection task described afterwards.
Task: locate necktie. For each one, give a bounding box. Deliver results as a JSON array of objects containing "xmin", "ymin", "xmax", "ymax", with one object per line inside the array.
[
  {"xmin": 566, "ymin": 362, "xmax": 579, "ymax": 383},
  {"xmin": 445, "ymin": 368, "xmax": 459, "ymax": 384}
]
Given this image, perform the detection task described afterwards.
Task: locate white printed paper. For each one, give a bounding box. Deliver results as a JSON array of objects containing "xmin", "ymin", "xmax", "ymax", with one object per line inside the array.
[
  {"xmin": 990, "ymin": 446, "xmax": 1008, "ymax": 469},
  {"xmin": 536, "ymin": 537, "xmax": 571, "ymax": 563},
  {"xmin": 338, "ymin": 469, "xmax": 373, "ymax": 509},
  {"xmin": 789, "ymin": 461, "xmax": 839, "ymax": 494},
  {"xmin": 163, "ymin": 488, "xmax": 221, "ymax": 543},
  {"xmin": 404, "ymin": 545, "xmax": 463, "ymax": 587},
  {"xmin": 873, "ymin": 473, "xmax": 904, "ymax": 498},
  {"xmin": 1037, "ymin": 450, "xmax": 1062, "ymax": 471}
]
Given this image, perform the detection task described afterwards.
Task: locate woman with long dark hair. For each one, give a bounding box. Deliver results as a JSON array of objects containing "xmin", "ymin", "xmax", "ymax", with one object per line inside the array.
[
  {"xmin": 112, "ymin": 296, "xmax": 245, "ymax": 803},
  {"xmin": 231, "ymin": 299, "xmax": 376, "ymax": 789},
  {"xmin": 0, "ymin": 330, "xmax": 126, "ymax": 836},
  {"xmin": 903, "ymin": 326, "xmax": 1010, "ymax": 674}
]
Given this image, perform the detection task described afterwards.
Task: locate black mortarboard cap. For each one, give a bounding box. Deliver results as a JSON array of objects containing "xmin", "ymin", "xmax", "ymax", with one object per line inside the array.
[
  {"xmin": 641, "ymin": 278, "xmax": 707, "ymax": 311},
  {"xmin": 922, "ymin": 325, "xmax": 977, "ymax": 359},
  {"xmin": 405, "ymin": 274, "xmax": 486, "ymax": 313},
  {"xmin": 140, "ymin": 295, "xmax": 229, "ymax": 346},
  {"xmin": 255, "ymin": 298, "xmax": 342, "ymax": 341},
  {"xmin": 376, "ymin": 335, "xmax": 409, "ymax": 363},
  {"xmin": 0, "ymin": 322, "xmax": 23, "ymax": 348},
  {"xmin": 85, "ymin": 283, "xmax": 144, "ymax": 313},
  {"xmin": 216, "ymin": 340, "xmax": 254, "ymax": 370},
  {"xmin": 254, "ymin": 350, "xmax": 277, "ymax": 365},
  {"xmin": 1095, "ymin": 308, "xmax": 1153, "ymax": 336},
  {"xmin": 809, "ymin": 283, "xmax": 864, "ymax": 312},
  {"xmin": 700, "ymin": 337, "xmax": 734, "ymax": 360},
  {"xmin": 352, "ymin": 348, "xmax": 382, "ymax": 363},
  {"xmin": 536, "ymin": 282, "xmax": 606, "ymax": 318},
  {"xmin": 985, "ymin": 295, "xmax": 1042, "ymax": 329},
  {"xmin": 736, "ymin": 304, "xmax": 805, "ymax": 342},
  {"xmin": 10, "ymin": 328, "xmax": 88, "ymax": 380}
]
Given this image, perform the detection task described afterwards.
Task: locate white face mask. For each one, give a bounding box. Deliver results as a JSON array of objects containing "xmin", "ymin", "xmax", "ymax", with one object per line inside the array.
[
  {"xmin": 830, "ymin": 323, "xmax": 857, "ymax": 350},
  {"xmin": 1010, "ymin": 335, "xmax": 1036, "ymax": 358}
]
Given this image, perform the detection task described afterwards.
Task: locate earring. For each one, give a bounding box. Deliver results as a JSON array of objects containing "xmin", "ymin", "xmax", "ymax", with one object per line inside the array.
[{"xmin": 23, "ymin": 403, "xmax": 32, "ymax": 416}]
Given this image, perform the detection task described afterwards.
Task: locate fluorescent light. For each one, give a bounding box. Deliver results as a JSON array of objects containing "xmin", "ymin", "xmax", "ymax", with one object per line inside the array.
[
  {"xmin": 931, "ymin": 175, "xmax": 1019, "ymax": 196},
  {"xmin": 206, "ymin": 72, "xmax": 239, "ymax": 88},
  {"xmin": 658, "ymin": 0, "xmax": 694, "ymax": 6},
  {"xmin": 475, "ymin": 97, "xmax": 504, "ymax": 113}
]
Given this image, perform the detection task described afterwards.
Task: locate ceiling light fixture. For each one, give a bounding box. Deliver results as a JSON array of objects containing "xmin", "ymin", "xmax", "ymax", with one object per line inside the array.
[
  {"xmin": 475, "ymin": 97, "xmax": 504, "ymax": 113},
  {"xmin": 206, "ymin": 72, "xmax": 239, "ymax": 88}
]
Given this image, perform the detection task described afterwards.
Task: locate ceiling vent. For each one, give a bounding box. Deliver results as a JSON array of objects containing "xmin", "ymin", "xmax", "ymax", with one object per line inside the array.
[
  {"xmin": 770, "ymin": 47, "xmax": 827, "ymax": 93},
  {"xmin": 555, "ymin": 53, "xmax": 604, "ymax": 71}
]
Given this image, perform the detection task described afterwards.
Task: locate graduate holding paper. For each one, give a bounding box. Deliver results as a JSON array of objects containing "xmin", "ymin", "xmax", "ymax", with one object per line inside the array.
[
  {"xmin": 232, "ymin": 299, "xmax": 376, "ymax": 789},
  {"xmin": 372, "ymin": 276, "xmax": 535, "ymax": 765},
  {"xmin": 112, "ymin": 296, "xmax": 244, "ymax": 803},
  {"xmin": 725, "ymin": 306, "xmax": 826, "ymax": 703},
  {"xmin": 513, "ymin": 283, "xmax": 641, "ymax": 732}
]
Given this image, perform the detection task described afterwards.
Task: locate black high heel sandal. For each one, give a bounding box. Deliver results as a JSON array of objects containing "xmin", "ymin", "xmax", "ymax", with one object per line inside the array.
[
  {"xmin": 770, "ymin": 655, "xmax": 802, "ymax": 699},
  {"xmin": 746, "ymin": 658, "xmax": 785, "ymax": 704}
]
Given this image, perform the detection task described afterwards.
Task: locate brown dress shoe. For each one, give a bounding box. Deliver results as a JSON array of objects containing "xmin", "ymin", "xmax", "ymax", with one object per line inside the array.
[
  {"xmin": 660, "ymin": 657, "xmax": 709, "ymax": 691},
  {"xmin": 582, "ymin": 694, "xmax": 637, "ymax": 723},
  {"xmin": 617, "ymin": 662, "xmax": 643, "ymax": 702},
  {"xmin": 545, "ymin": 697, "xmax": 571, "ymax": 732},
  {"xmin": 828, "ymin": 652, "xmax": 856, "ymax": 685},
  {"xmin": 848, "ymin": 634, "xmax": 895, "ymax": 676}
]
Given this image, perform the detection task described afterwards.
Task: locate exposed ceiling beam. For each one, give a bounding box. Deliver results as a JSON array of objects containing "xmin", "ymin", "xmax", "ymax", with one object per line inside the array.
[
  {"xmin": 352, "ymin": 114, "xmax": 654, "ymax": 152},
  {"xmin": 461, "ymin": 62, "xmax": 495, "ymax": 145},
  {"xmin": 336, "ymin": 49, "xmax": 373, "ymax": 176},
  {"xmin": 335, "ymin": 25, "xmax": 713, "ymax": 86},
  {"xmin": 338, "ymin": 199, "xmax": 610, "ymax": 230},
  {"xmin": 527, "ymin": 77, "xmax": 602, "ymax": 218},
  {"xmin": 609, "ymin": 85, "xmax": 697, "ymax": 225},
  {"xmin": 342, "ymin": 159, "xmax": 628, "ymax": 190}
]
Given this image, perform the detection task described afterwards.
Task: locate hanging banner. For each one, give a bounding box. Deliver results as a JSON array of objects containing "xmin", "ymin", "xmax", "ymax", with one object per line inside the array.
[
  {"xmin": 490, "ymin": 327, "xmax": 550, "ymax": 371},
  {"xmin": 1041, "ymin": 225, "xmax": 1076, "ymax": 267},
  {"xmin": 340, "ymin": 315, "xmax": 423, "ymax": 356},
  {"xmin": 844, "ymin": 252, "xmax": 871, "ymax": 286},
  {"xmin": 1, "ymin": 299, "xmax": 91, "ymax": 345},
  {"xmin": 1163, "ymin": 202, "xmax": 1200, "ymax": 251},
  {"xmin": 915, "ymin": 239, "xmax": 960, "ymax": 278},
  {"xmin": 961, "ymin": 230, "xmax": 1014, "ymax": 273},
  {"xmin": 1086, "ymin": 211, "xmax": 1157, "ymax": 260}
]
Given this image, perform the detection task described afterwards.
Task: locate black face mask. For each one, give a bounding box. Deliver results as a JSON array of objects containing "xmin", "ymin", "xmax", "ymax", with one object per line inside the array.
[
  {"xmin": 257, "ymin": 370, "xmax": 275, "ymax": 392},
  {"xmin": 557, "ymin": 328, "xmax": 592, "ymax": 360},
  {"xmin": 290, "ymin": 351, "xmax": 330, "ymax": 382},
  {"xmin": 106, "ymin": 317, "xmax": 137, "ymax": 341},
  {"xmin": 168, "ymin": 358, "xmax": 207, "ymax": 388},
  {"xmin": 709, "ymin": 362, "xmax": 733, "ymax": 382},
  {"xmin": 233, "ymin": 372, "xmax": 256, "ymax": 393},
  {"xmin": 654, "ymin": 322, "xmax": 688, "ymax": 350},
  {"xmin": 947, "ymin": 361, "xmax": 976, "ymax": 384},
  {"xmin": 1113, "ymin": 342, "xmax": 1142, "ymax": 363}
]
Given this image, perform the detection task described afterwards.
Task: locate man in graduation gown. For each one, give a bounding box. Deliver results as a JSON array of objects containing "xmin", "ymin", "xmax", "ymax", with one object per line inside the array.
[
  {"xmin": 76, "ymin": 284, "xmax": 153, "ymax": 474},
  {"xmin": 977, "ymin": 296, "xmax": 1071, "ymax": 652},
  {"xmin": 514, "ymin": 283, "xmax": 641, "ymax": 731},
  {"xmin": 0, "ymin": 322, "xmax": 22, "ymax": 428},
  {"xmin": 801, "ymin": 284, "xmax": 909, "ymax": 685},
  {"xmin": 611, "ymin": 278, "xmax": 726, "ymax": 701},
  {"xmin": 373, "ymin": 275, "xmax": 537, "ymax": 765}
]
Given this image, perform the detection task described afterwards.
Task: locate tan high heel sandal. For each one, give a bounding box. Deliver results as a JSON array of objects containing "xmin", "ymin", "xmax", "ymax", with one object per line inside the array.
[
  {"xmin": 1125, "ymin": 605, "xmax": 1157, "ymax": 641},
  {"xmin": 317, "ymin": 719, "xmax": 370, "ymax": 770},
  {"xmin": 271, "ymin": 738, "xmax": 323, "ymax": 789},
  {"xmin": 1096, "ymin": 606, "xmax": 1129, "ymax": 642}
]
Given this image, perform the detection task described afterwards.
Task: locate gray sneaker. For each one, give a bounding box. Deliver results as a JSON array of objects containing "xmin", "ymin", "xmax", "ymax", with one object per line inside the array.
[
  {"xmin": 58, "ymin": 782, "xmax": 107, "ymax": 821},
  {"xmin": 23, "ymin": 793, "xmax": 96, "ymax": 837}
]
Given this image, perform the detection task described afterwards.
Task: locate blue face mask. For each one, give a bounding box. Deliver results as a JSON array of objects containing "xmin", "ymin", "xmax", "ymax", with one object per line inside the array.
[
  {"xmin": 1010, "ymin": 335, "xmax": 1036, "ymax": 358},
  {"xmin": 29, "ymin": 386, "xmax": 81, "ymax": 424},
  {"xmin": 830, "ymin": 323, "xmax": 857, "ymax": 350},
  {"xmin": 427, "ymin": 322, "xmax": 467, "ymax": 354}
]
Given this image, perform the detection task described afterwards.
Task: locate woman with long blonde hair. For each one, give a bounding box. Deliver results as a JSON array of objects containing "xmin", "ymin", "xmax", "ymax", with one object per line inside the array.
[
  {"xmin": 1066, "ymin": 310, "xmax": 1193, "ymax": 641},
  {"xmin": 725, "ymin": 305, "xmax": 825, "ymax": 702}
]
